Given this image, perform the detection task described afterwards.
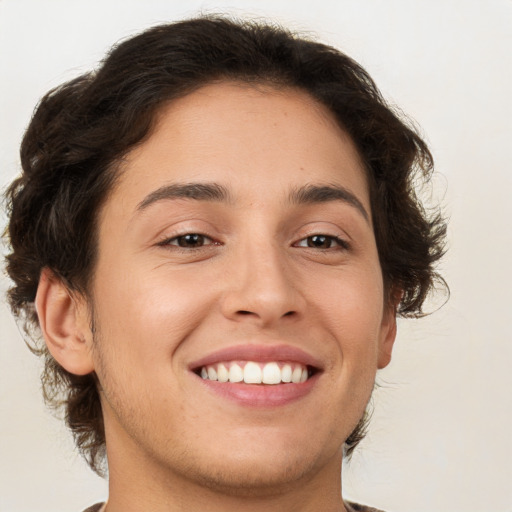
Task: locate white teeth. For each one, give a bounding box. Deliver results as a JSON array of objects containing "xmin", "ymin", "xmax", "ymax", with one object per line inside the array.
[
  {"xmin": 199, "ymin": 361, "xmax": 311, "ymax": 384},
  {"xmin": 228, "ymin": 363, "xmax": 243, "ymax": 382},
  {"xmin": 244, "ymin": 362, "xmax": 262, "ymax": 384},
  {"xmin": 281, "ymin": 364, "xmax": 292, "ymax": 383},
  {"xmin": 217, "ymin": 363, "xmax": 229, "ymax": 382},
  {"xmin": 262, "ymin": 362, "xmax": 281, "ymax": 384},
  {"xmin": 291, "ymin": 366, "xmax": 303, "ymax": 383},
  {"xmin": 207, "ymin": 366, "xmax": 217, "ymax": 381}
]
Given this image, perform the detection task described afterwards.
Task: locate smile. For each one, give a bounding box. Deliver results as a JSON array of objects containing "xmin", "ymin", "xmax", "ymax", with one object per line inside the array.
[
  {"xmin": 198, "ymin": 361, "xmax": 311, "ymax": 384},
  {"xmin": 189, "ymin": 344, "xmax": 322, "ymax": 406}
]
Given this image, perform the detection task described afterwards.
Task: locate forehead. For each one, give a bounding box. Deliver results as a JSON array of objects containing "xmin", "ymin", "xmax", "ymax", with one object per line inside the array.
[{"xmin": 106, "ymin": 81, "xmax": 369, "ymax": 217}]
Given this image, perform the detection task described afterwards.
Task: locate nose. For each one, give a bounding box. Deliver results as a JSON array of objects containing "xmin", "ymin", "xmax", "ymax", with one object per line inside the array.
[{"xmin": 220, "ymin": 241, "xmax": 305, "ymax": 327}]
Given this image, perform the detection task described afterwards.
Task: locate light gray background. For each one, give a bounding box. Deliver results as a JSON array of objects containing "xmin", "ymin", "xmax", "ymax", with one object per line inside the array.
[{"xmin": 1, "ymin": 1, "xmax": 511, "ymax": 511}]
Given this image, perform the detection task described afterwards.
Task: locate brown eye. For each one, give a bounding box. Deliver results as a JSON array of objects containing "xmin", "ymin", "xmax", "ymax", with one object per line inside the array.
[
  {"xmin": 307, "ymin": 235, "xmax": 333, "ymax": 248},
  {"xmin": 295, "ymin": 235, "xmax": 349, "ymax": 250},
  {"xmin": 160, "ymin": 233, "xmax": 214, "ymax": 249},
  {"xmin": 176, "ymin": 234, "xmax": 207, "ymax": 247}
]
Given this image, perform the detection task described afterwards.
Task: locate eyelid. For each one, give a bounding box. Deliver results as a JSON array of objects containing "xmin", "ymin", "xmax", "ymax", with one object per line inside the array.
[
  {"xmin": 155, "ymin": 231, "xmax": 218, "ymax": 248},
  {"xmin": 294, "ymin": 234, "xmax": 350, "ymax": 250}
]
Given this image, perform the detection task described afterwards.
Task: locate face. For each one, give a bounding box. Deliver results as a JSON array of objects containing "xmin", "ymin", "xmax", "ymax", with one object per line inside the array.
[{"xmin": 82, "ymin": 82, "xmax": 396, "ymax": 493}]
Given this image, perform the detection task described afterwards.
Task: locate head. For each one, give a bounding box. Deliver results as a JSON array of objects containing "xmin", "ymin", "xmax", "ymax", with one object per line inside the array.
[{"xmin": 4, "ymin": 16, "xmax": 446, "ymax": 481}]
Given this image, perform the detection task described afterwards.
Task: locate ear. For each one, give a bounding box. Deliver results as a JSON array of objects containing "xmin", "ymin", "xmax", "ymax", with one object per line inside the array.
[
  {"xmin": 35, "ymin": 268, "xmax": 94, "ymax": 376},
  {"xmin": 377, "ymin": 291, "xmax": 401, "ymax": 370}
]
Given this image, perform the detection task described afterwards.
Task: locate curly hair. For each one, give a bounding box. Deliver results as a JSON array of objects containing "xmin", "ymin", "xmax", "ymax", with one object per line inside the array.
[{"xmin": 4, "ymin": 15, "xmax": 447, "ymax": 474}]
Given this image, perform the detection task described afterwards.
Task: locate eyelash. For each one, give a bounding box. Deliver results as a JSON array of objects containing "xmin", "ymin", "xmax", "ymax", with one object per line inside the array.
[
  {"xmin": 157, "ymin": 233, "xmax": 349, "ymax": 251},
  {"xmin": 157, "ymin": 233, "xmax": 217, "ymax": 249},
  {"xmin": 294, "ymin": 234, "xmax": 350, "ymax": 250}
]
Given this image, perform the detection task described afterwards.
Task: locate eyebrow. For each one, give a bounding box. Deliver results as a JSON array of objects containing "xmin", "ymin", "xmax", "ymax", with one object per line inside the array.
[
  {"xmin": 136, "ymin": 181, "xmax": 369, "ymax": 223},
  {"xmin": 136, "ymin": 182, "xmax": 231, "ymax": 211},
  {"xmin": 289, "ymin": 184, "xmax": 369, "ymax": 222}
]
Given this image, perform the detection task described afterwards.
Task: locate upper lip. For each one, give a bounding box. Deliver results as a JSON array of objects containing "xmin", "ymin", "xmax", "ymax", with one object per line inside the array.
[{"xmin": 188, "ymin": 344, "xmax": 323, "ymax": 371}]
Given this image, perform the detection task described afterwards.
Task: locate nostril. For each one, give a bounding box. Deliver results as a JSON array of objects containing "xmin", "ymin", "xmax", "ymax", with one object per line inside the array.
[{"xmin": 237, "ymin": 310, "xmax": 295, "ymax": 317}]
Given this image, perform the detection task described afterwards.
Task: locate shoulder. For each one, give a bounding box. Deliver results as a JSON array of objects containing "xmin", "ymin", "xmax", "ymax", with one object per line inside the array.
[
  {"xmin": 82, "ymin": 503, "xmax": 106, "ymax": 512},
  {"xmin": 346, "ymin": 501, "xmax": 388, "ymax": 512}
]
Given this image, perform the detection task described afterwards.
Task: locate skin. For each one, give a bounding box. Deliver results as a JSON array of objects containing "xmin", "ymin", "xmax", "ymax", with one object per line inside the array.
[{"xmin": 36, "ymin": 82, "xmax": 397, "ymax": 512}]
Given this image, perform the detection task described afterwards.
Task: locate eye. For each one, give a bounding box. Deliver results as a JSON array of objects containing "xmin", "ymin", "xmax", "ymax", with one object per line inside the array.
[
  {"xmin": 159, "ymin": 233, "xmax": 214, "ymax": 249},
  {"xmin": 295, "ymin": 234, "xmax": 349, "ymax": 250}
]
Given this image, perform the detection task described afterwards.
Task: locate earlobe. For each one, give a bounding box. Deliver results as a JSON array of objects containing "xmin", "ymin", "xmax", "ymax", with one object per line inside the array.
[
  {"xmin": 377, "ymin": 293, "xmax": 401, "ymax": 370},
  {"xmin": 377, "ymin": 314, "xmax": 397, "ymax": 369},
  {"xmin": 35, "ymin": 268, "xmax": 95, "ymax": 376}
]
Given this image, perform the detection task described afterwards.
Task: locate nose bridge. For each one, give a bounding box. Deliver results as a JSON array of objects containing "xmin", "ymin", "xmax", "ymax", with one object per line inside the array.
[{"xmin": 221, "ymin": 228, "xmax": 303, "ymax": 324}]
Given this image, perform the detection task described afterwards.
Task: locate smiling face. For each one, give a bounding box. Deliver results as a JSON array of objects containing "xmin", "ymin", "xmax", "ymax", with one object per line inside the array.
[{"xmin": 75, "ymin": 82, "xmax": 396, "ymax": 497}]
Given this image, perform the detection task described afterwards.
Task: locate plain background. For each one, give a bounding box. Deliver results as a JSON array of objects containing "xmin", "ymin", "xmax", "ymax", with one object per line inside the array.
[{"xmin": 1, "ymin": 1, "xmax": 511, "ymax": 511}]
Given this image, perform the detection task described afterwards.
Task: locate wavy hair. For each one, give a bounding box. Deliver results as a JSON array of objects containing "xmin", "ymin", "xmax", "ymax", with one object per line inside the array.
[{"xmin": 4, "ymin": 15, "xmax": 447, "ymax": 473}]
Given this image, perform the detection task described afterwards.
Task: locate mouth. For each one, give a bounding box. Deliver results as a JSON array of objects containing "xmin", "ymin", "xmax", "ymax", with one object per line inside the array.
[
  {"xmin": 189, "ymin": 345, "xmax": 322, "ymax": 406},
  {"xmin": 194, "ymin": 360, "xmax": 318, "ymax": 384}
]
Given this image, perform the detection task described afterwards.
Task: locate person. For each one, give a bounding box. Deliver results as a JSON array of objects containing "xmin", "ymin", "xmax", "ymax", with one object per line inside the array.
[{"xmin": 3, "ymin": 15, "xmax": 446, "ymax": 512}]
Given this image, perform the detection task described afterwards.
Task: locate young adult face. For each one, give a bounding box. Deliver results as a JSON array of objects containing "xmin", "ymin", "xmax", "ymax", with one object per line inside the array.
[{"xmin": 43, "ymin": 82, "xmax": 396, "ymax": 497}]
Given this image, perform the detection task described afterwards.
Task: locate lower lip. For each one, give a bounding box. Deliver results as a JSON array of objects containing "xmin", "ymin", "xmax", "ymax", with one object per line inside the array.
[{"xmin": 194, "ymin": 373, "xmax": 320, "ymax": 407}]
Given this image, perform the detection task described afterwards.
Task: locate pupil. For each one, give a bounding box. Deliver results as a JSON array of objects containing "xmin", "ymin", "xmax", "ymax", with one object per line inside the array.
[
  {"xmin": 179, "ymin": 234, "xmax": 203, "ymax": 247},
  {"xmin": 309, "ymin": 235, "xmax": 330, "ymax": 248}
]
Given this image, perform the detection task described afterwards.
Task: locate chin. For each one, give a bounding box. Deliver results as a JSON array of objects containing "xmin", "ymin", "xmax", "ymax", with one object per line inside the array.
[
  {"xmin": 163, "ymin": 434, "xmax": 338, "ymax": 499},
  {"xmin": 184, "ymin": 455, "xmax": 321, "ymax": 497}
]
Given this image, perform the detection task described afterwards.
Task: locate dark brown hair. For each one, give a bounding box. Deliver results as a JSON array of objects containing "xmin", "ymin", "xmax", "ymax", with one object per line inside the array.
[{"xmin": 4, "ymin": 15, "xmax": 446, "ymax": 474}]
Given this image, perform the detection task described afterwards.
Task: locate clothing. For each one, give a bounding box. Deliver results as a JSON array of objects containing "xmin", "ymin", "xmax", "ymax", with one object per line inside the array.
[
  {"xmin": 346, "ymin": 501, "xmax": 386, "ymax": 512},
  {"xmin": 82, "ymin": 501, "xmax": 384, "ymax": 512},
  {"xmin": 82, "ymin": 504, "xmax": 105, "ymax": 512}
]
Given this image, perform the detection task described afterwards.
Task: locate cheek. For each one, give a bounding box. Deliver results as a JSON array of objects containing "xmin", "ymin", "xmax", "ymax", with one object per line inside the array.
[
  {"xmin": 302, "ymin": 265, "xmax": 385, "ymax": 408},
  {"xmin": 89, "ymin": 270, "xmax": 203, "ymax": 422},
  {"xmin": 91, "ymin": 264, "xmax": 218, "ymax": 365},
  {"xmin": 305, "ymin": 264, "xmax": 385, "ymax": 338}
]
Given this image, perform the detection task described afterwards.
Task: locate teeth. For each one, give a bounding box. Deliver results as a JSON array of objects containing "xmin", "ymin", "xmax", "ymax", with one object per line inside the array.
[
  {"xmin": 281, "ymin": 364, "xmax": 292, "ymax": 383},
  {"xmin": 200, "ymin": 361, "xmax": 311, "ymax": 384},
  {"xmin": 207, "ymin": 366, "xmax": 218, "ymax": 381},
  {"xmin": 291, "ymin": 366, "xmax": 303, "ymax": 383},
  {"xmin": 228, "ymin": 363, "xmax": 244, "ymax": 382},
  {"xmin": 244, "ymin": 362, "xmax": 262, "ymax": 384},
  {"xmin": 262, "ymin": 362, "xmax": 281, "ymax": 385},
  {"xmin": 217, "ymin": 363, "xmax": 229, "ymax": 382}
]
